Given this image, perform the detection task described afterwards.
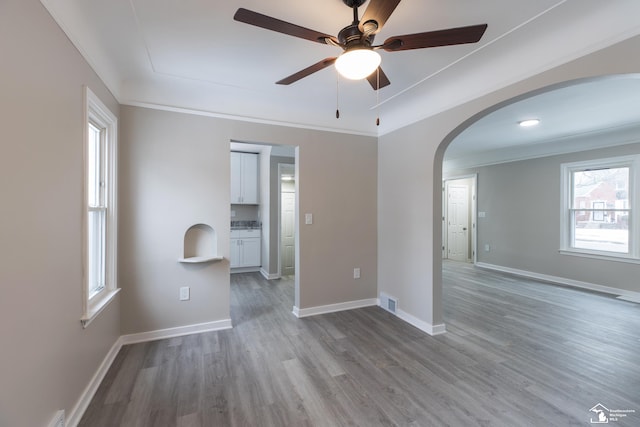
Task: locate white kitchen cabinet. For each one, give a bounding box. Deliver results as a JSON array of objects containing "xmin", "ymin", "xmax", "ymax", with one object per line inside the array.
[
  {"xmin": 240, "ymin": 238, "xmax": 261, "ymax": 267},
  {"xmin": 230, "ymin": 229, "xmax": 261, "ymax": 268},
  {"xmin": 230, "ymin": 152, "xmax": 258, "ymax": 204},
  {"xmin": 230, "ymin": 238, "xmax": 242, "ymax": 268},
  {"xmin": 230, "ymin": 153, "xmax": 242, "ymax": 204}
]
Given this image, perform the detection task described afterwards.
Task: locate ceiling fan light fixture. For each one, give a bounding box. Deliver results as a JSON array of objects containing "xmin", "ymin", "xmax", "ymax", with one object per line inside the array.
[{"xmin": 335, "ymin": 48, "xmax": 381, "ymax": 80}]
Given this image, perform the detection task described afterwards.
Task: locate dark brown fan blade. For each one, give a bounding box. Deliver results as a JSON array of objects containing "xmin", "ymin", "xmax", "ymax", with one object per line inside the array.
[
  {"xmin": 382, "ymin": 24, "xmax": 487, "ymax": 51},
  {"xmin": 358, "ymin": 0, "xmax": 401, "ymax": 34},
  {"xmin": 366, "ymin": 67, "xmax": 391, "ymax": 90},
  {"xmin": 276, "ymin": 57, "xmax": 337, "ymax": 85},
  {"xmin": 234, "ymin": 8, "xmax": 337, "ymax": 45}
]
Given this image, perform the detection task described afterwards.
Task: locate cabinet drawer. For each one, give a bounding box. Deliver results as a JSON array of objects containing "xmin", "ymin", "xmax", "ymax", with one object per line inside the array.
[
  {"xmin": 231, "ymin": 229, "xmax": 261, "ymax": 239},
  {"xmin": 240, "ymin": 229, "xmax": 260, "ymax": 239}
]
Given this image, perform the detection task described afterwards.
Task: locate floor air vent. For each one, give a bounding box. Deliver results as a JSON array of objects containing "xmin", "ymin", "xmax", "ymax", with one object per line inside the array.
[{"xmin": 380, "ymin": 293, "xmax": 397, "ymax": 314}]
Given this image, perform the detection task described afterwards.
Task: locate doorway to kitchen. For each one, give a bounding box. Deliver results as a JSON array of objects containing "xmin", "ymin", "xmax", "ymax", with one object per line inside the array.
[{"xmin": 229, "ymin": 141, "xmax": 298, "ymax": 322}]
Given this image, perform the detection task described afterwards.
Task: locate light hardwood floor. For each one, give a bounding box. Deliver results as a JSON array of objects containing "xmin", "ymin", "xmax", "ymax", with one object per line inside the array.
[{"xmin": 80, "ymin": 263, "xmax": 640, "ymax": 426}]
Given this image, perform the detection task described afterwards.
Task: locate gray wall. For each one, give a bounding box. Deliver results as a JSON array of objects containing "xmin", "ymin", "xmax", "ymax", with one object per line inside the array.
[
  {"xmin": 231, "ymin": 205, "xmax": 259, "ymax": 222},
  {"xmin": 378, "ymin": 34, "xmax": 640, "ymax": 330},
  {"xmin": 119, "ymin": 107, "xmax": 232, "ymax": 334},
  {"xmin": 119, "ymin": 106, "xmax": 378, "ymax": 333},
  {"xmin": 0, "ymin": 1, "xmax": 121, "ymax": 426},
  {"xmin": 259, "ymin": 148, "xmax": 272, "ymax": 275},
  {"xmin": 446, "ymin": 142, "xmax": 640, "ymax": 293}
]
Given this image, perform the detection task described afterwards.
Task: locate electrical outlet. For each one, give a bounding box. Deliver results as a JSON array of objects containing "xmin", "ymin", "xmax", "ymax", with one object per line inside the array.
[
  {"xmin": 179, "ymin": 286, "xmax": 190, "ymax": 301},
  {"xmin": 484, "ymin": 244, "xmax": 491, "ymax": 252},
  {"xmin": 353, "ymin": 268, "xmax": 361, "ymax": 279}
]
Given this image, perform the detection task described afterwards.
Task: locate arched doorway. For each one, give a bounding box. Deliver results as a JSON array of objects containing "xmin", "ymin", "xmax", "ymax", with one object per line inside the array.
[{"xmin": 435, "ymin": 74, "xmax": 640, "ymax": 329}]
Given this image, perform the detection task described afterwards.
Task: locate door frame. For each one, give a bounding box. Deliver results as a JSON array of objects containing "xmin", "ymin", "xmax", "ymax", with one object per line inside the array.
[{"xmin": 443, "ymin": 174, "xmax": 478, "ymax": 263}]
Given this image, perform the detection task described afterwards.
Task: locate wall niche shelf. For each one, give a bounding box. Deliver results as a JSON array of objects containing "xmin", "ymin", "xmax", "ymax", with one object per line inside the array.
[
  {"xmin": 179, "ymin": 224, "xmax": 223, "ymax": 264},
  {"xmin": 178, "ymin": 255, "xmax": 223, "ymax": 264}
]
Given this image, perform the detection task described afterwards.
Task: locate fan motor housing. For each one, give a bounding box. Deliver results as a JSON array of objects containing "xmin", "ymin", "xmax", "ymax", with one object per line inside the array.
[{"xmin": 338, "ymin": 23, "xmax": 375, "ymax": 47}]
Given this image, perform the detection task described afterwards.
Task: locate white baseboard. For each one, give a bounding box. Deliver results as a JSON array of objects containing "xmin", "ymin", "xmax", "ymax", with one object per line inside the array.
[
  {"xmin": 120, "ymin": 319, "xmax": 233, "ymax": 345},
  {"xmin": 292, "ymin": 298, "xmax": 378, "ymax": 318},
  {"xmin": 66, "ymin": 338, "xmax": 123, "ymax": 427},
  {"xmin": 393, "ymin": 308, "xmax": 447, "ymax": 336},
  {"xmin": 291, "ymin": 297, "xmax": 447, "ymax": 336},
  {"xmin": 231, "ymin": 266, "xmax": 260, "ymax": 274},
  {"xmin": 378, "ymin": 292, "xmax": 446, "ymax": 336},
  {"xmin": 260, "ymin": 268, "xmax": 280, "ymax": 280},
  {"xmin": 476, "ymin": 262, "xmax": 640, "ymax": 302},
  {"xmin": 397, "ymin": 309, "xmax": 447, "ymax": 336},
  {"xmin": 617, "ymin": 294, "xmax": 640, "ymax": 303}
]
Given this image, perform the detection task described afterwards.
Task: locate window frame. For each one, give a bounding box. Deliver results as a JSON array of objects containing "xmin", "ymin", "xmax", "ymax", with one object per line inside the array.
[
  {"xmin": 560, "ymin": 155, "xmax": 640, "ymax": 263},
  {"xmin": 81, "ymin": 87, "xmax": 119, "ymax": 327}
]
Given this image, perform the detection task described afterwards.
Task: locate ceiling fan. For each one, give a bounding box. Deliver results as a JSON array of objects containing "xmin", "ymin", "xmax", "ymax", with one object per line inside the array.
[{"xmin": 234, "ymin": 0, "xmax": 488, "ymax": 90}]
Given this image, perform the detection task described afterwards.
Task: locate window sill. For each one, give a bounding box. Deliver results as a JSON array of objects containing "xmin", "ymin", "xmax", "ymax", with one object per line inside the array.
[
  {"xmin": 559, "ymin": 249, "xmax": 640, "ymax": 265},
  {"xmin": 81, "ymin": 288, "xmax": 121, "ymax": 328}
]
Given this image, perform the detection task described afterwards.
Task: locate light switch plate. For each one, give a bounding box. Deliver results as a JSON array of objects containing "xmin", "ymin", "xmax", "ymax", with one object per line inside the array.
[
  {"xmin": 180, "ymin": 286, "xmax": 190, "ymax": 301},
  {"xmin": 305, "ymin": 213, "xmax": 313, "ymax": 225}
]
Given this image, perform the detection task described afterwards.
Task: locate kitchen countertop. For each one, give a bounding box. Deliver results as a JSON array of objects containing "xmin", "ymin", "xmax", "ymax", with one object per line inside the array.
[{"xmin": 231, "ymin": 220, "xmax": 261, "ymax": 230}]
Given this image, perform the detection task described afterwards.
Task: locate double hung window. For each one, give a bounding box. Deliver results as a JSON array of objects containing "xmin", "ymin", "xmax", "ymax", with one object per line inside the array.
[
  {"xmin": 560, "ymin": 155, "xmax": 639, "ymax": 261},
  {"xmin": 82, "ymin": 87, "xmax": 118, "ymax": 326}
]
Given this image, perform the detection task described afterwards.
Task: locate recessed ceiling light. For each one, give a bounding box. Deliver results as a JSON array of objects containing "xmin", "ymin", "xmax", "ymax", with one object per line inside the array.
[{"xmin": 518, "ymin": 119, "xmax": 540, "ymax": 127}]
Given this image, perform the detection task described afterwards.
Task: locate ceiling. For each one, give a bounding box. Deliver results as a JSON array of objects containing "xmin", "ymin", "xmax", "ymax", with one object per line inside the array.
[
  {"xmin": 444, "ymin": 75, "xmax": 640, "ymax": 170},
  {"xmin": 42, "ymin": 0, "xmax": 640, "ymax": 148}
]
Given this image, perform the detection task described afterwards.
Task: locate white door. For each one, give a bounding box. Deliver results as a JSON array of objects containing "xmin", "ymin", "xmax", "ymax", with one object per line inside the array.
[
  {"xmin": 447, "ymin": 184, "xmax": 469, "ymax": 262},
  {"xmin": 281, "ymin": 191, "xmax": 295, "ymax": 276}
]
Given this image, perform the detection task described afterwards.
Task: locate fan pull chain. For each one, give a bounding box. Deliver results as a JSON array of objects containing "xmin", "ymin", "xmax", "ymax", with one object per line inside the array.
[
  {"xmin": 336, "ymin": 75, "xmax": 340, "ymax": 119},
  {"xmin": 376, "ymin": 68, "xmax": 380, "ymax": 126}
]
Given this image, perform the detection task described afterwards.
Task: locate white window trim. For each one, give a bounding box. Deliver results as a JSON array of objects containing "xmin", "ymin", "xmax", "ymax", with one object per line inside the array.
[
  {"xmin": 81, "ymin": 87, "xmax": 119, "ymax": 328},
  {"xmin": 559, "ymin": 154, "xmax": 639, "ymax": 263}
]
